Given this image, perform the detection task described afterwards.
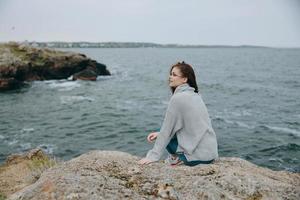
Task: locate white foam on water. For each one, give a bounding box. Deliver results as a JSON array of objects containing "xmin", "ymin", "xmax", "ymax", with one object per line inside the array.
[
  {"xmin": 96, "ymin": 76, "xmax": 113, "ymax": 81},
  {"xmin": 46, "ymin": 80, "xmax": 81, "ymax": 91},
  {"xmin": 32, "ymin": 80, "xmax": 81, "ymax": 91},
  {"xmin": 231, "ymin": 110, "xmax": 253, "ymax": 117},
  {"xmin": 20, "ymin": 128, "xmax": 35, "ymax": 134},
  {"xmin": 60, "ymin": 95, "xmax": 95, "ymax": 104},
  {"xmin": 67, "ymin": 75, "xmax": 73, "ymax": 81},
  {"xmin": 109, "ymin": 65, "xmax": 133, "ymax": 81},
  {"xmin": 116, "ymin": 100, "xmax": 143, "ymax": 110},
  {"xmin": 268, "ymin": 157, "xmax": 284, "ymax": 162},
  {"xmin": 265, "ymin": 125, "xmax": 300, "ymax": 137},
  {"xmin": 221, "ymin": 118, "xmax": 254, "ymax": 129},
  {"xmin": 109, "ymin": 64, "xmax": 126, "ymax": 74},
  {"xmin": 20, "ymin": 143, "xmax": 32, "ymax": 150},
  {"xmin": 234, "ymin": 121, "xmax": 254, "ymax": 129},
  {"xmin": 8, "ymin": 139, "xmax": 18, "ymax": 146}
]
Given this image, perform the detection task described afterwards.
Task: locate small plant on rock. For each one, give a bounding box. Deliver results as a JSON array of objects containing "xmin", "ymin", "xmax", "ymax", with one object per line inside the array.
[
  {"xmin": 0, "ymin": 193, "xmax": 6, "ymax": 200},
  {"xmin": 28, "ymin": 154, "xmax": 58, "ymax": 180}
]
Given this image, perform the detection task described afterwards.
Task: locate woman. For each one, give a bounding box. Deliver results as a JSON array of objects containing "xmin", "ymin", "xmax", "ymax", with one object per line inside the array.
[{"xmin": 138, "ymin": 61, "xmax": 218, "ymax": 166}]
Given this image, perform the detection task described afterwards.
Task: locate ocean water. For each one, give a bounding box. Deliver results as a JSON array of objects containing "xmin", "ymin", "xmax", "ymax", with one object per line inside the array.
[{"xmin": 0, "ymin": 47, "xmax": 299, "ymax": 172}]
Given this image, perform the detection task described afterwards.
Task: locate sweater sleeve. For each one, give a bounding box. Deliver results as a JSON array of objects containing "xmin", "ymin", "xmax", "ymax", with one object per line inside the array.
[{"xmin": 146, "ymin": 97, "xmax": 183, "ymax": 161}]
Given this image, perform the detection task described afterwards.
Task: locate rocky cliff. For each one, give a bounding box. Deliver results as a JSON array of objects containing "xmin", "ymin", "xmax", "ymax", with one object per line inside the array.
[
  {"xmin": 0, "ymin": 149, "xmax": 299, "ymax": 200},
  {"xmin": 0, "ymin": 42, "xmax": 110, "ymax": 91}
]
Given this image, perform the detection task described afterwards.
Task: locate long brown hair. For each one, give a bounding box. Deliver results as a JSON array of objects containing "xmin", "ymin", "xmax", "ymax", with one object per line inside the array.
[{"xmin": 170, "ymin": 61, "xmax": 199, "ymax": 94}]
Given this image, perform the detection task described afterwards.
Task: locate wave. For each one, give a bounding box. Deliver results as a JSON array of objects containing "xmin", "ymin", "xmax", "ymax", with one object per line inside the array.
[
  {"xmin": 262, "ymin": 125, "xmax": 300, "ymax": 137},
  {"xmin": 20, "ymin": 128, "xmax": 35, "ymax": 133},
  {"xmin": 45, "ymin": 80, "xmax": 81, "ymax": 91},
  {"xmin": 202, "ymin": 83, "xmax": 264, "ymax": 95},
  {"xmin": 213, "ymin": 116, "xmax": 254, "ymax": 129},
  {"xmin": 230, "ymin": 110, "xmax": 253, "ymax": 117},
  {"xmin": 107, "ymin": 65, "xmax": 132, "ymax": 81},
  {"xmin": 222, "ymin": 119, "xmax": 254, "ymax": 129},
  {"xmin": 259, "ymin": 143, "xmax": 300, "ymax": 153},
  {"xmin": 60, "ymin": 95, "xmax": 94, "ymax": 104},
  {"xmin": 251, "ymin": 143, "xmax": 300, "ymax": 172},
  {"xmin": 286, "ymin": 121, "xmax": 300, "ymax": 126},
  {"xmin": 96, "ymin": 76, "xmax": 113, "ymax": 81},
  {"xmin": 295, "ymin": 114, "xmax": 300, "ymax": 119},
  {"xmin": 202, "ymin": 83, "xmax": 224, "ymax": 90},
  {"xmin": 20, "ymin": 143, "xmax": 32, "ymax": 150},
  {"xmin": 268, "ymin": 157, "xmax": 284, "ymax": 162},
  {"xmin": 214, "ymin": 114, "xmax": 300, "ymax": 137},
  {"xmin": 115, "ymin": 100, "xmax": 147, "ymax": 111},
  {"xmin": 0, "ymin": 135, "xmax": 4, "ymax": 140},
  {"xmin": 8, "ymin": 139, "xmax": 18, "ymax": 146}
]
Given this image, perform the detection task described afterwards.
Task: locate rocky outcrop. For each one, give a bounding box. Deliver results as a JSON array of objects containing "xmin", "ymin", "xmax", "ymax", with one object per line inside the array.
[
  {"xmin": 2, "ymin": 150, "xmax": 299, "ymax": 200},
  {"xmin": 0, "ymin": 42, "xmax": 110, "ymax": 91},
  {"xmin": 0, "ymin": 149, "xmax": 56, "ymax": 199},
  {"xmin": 72, "ymin": 60, "xmax": 108, "ymax": 81}
]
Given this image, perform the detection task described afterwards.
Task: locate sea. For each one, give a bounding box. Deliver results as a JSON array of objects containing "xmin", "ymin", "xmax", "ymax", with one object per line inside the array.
[{"xmin": 0, "ymin": 47, "xmax": 299, "ymax": 172}]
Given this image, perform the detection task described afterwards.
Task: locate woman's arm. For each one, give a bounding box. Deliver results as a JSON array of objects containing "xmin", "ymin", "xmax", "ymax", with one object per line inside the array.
[
  {"xmin": 139, "ymin": 97, "xmax": 183, "ymax": 164},
  {"xmin": 138, "ymin": 132, "xmax": 158, "ymax": 165}
]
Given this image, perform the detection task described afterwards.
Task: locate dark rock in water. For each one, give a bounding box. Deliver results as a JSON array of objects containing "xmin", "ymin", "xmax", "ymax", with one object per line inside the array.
[
  {"xmin": 73, "ymin": 68, "xmax": 98, "ymax": 81},
  {"xmin": 0, "ymin": 78, "xmax": 23, "ymax": 90},
  {"xmin": 94, "ymin": 61, "xmax": 111, "ymax": 75},
  {"xmin": 72, "ymin": 61, "xmax": 110, "ymax": 81},
  {"xmin": 0, "ymin": 42, "xmax": 111, "ymax": 91}
]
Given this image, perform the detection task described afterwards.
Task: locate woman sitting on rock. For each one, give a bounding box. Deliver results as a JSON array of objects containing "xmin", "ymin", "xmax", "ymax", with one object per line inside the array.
[{"xmin": 138, "ymin": 61, "xmax": 218, "ymax": 166}]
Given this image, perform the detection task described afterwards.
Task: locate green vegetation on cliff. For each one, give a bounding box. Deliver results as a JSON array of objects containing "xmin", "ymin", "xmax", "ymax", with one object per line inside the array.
[
  {"xmin": 0, "ymin": 42, "xmax": 73, "ymax": 68},
  {"xmin": 0, "ymin": 42, "xmax": 110, "ymax": 91}
]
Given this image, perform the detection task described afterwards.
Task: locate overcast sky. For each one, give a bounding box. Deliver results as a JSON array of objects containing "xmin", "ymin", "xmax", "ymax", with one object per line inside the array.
[{"xmin": 0, "ymin": 0, "xmax": 300, "ymax": 47}]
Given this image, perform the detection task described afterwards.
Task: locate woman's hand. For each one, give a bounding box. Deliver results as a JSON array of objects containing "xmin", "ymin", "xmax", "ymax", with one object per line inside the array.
[
  {"xmin": 147, "ymin": 132, "xmax": 159, "ymax": 143},
  {"xmin": 138, "ymin": 158, "xmax": 154, "ymax": 165}
]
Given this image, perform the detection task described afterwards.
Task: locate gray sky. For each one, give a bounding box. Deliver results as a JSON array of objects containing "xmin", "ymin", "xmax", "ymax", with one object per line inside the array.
[{"xmin": 1, "ymin": 0, "xmax": 300, "ymax": 47}]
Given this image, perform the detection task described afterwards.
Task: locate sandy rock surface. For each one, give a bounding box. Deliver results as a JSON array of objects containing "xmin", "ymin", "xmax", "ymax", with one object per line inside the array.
[
  {"xmin": 4, "ymin": 150, "xmax": 299, "ymax": 200},
  {"xmin": 0, "ymin": 149, "xmax": 53, "ymax": 197}
]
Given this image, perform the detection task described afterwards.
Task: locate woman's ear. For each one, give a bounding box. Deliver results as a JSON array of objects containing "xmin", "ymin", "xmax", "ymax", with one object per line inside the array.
[{"xmin": 183, "ymin": 77, "xmax": 188, "ymax": 83}]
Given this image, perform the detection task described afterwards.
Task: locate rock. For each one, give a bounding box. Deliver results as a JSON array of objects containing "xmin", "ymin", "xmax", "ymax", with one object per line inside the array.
[
  {"xmin": 0, "ymin": 149, "xmax": 56, "ymax": 197},
  {"xmin": 3, "ymin": 150, "xmax": 299, "ymax": 200},
  {"xmin": 72, "ymin": 68, "xmax": 98, "ymax": 81},
  {"xmin": 0, "ymin": 78, "xmax": 23, "ymax": 91},
  {"xmin": 0, "ymin": 42, "xmax": 111, "ymax": 91},
  {"xmin": 156, "ymin": 183, "xmax": 178, "ymax": 199}
]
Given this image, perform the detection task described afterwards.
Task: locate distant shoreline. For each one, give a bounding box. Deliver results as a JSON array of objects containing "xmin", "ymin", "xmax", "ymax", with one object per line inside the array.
[{"xmin": 2, "ymin": 41, "xmax": 298, "ymax": 49}]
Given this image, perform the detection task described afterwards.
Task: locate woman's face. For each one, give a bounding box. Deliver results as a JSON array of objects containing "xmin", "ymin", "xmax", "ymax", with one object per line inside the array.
[{"xmin": 169, "ymin": 67, "xmax": 187, "ymax": 88}]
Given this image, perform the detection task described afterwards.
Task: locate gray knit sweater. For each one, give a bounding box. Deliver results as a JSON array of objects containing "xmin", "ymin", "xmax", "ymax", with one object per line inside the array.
[{"xmin": 146, "ymin": 83, "xmax": 218, "ymax": 162}]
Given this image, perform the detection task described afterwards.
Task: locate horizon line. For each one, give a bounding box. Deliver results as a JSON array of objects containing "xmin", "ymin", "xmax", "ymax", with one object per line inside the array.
[{"xmin": 1, "ymin": 40, "xmax": 300, "ymax": 49}]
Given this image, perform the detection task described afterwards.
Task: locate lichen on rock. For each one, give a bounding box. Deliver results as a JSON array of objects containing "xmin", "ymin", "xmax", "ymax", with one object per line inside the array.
[
  {"xmin": 1, "ymin": 150, "xmax": 299, "ymax": 200},
  {"xmin": 0, "ymin": 149, "xmax": 57, "ymax": 198}
]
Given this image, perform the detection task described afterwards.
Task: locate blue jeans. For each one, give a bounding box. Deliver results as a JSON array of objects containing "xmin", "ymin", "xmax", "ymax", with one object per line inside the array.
[{"xmin": 166, "ymin": 135, "xmax": 214, "ymax": 166}]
